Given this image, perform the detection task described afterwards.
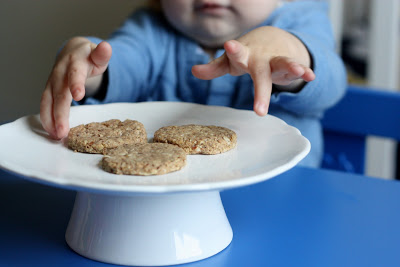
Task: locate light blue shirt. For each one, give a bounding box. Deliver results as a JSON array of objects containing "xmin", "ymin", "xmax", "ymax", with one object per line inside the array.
[{"xmin": 77, "ymin": 1, "xmax": 347, "ymax": 167}]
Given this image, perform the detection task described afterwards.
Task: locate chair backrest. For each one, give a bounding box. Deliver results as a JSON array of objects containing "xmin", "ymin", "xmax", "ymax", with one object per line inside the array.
[{"xmin": 321, "ymin": 85, "xmax": 400, "ymax": 174}]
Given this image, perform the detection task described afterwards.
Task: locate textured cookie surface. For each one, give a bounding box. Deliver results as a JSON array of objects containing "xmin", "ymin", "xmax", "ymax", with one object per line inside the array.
[
  {"xmin": 102, "ymin": 143, "xmax": 187, "ymax": 175},
  {"xmin": 153, "ymin": 124, "xmax": 237, "ymax": 155},
  {"xmin": 68, "ymin": 119, "xmax": 147, "ymax": 154}
]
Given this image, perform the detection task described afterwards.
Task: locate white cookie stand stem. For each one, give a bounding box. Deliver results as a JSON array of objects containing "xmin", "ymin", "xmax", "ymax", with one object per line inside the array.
[{"xmin": 65, "ymin": 190, "xmax": 233, "ymax": 266}]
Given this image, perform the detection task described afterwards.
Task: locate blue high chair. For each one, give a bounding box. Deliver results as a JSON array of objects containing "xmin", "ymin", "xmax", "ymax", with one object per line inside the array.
[{"xmin": 321, "ymin": 85, "xmax": 400, "ymax": 175}]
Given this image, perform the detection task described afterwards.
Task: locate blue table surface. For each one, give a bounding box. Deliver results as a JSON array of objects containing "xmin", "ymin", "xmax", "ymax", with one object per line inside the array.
[{"xmin": 1, "ymin": 166, "xmax": 400, "ymax": 267}]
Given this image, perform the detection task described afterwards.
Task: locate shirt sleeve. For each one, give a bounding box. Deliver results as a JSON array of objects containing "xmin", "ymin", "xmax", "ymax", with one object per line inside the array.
[
  {"xmin": 77, "ymin": 9, "xmax": 172, "ymax": 105},
  {"xmin": 268, "ymin": 1, "xmax": 347, "ymax": 118}
]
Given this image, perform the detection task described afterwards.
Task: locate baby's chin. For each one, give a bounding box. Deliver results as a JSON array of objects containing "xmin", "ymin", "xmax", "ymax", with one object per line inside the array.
[
  {"xmin": 188, "ymin": 28, "xmax": 242, "ymax": 48},
  {"xmin": 194, "ymin": 37, "xmax": 226, "ymax": 50}
]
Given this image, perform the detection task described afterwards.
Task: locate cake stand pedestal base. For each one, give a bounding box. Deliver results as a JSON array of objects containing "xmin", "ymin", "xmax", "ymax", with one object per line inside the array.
[{"xmin": 65, "ymin": 190, "xmax": 233, "ymax": 266}]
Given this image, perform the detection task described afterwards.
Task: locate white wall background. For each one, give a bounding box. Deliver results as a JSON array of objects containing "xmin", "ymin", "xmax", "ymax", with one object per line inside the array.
[
  {"xmin": 0, "ymin": 0, "xmax": 145, "ymax": 123},
  {"xmin": 333, "ymin": 0, "xmax": 400, "ymax": 179}
]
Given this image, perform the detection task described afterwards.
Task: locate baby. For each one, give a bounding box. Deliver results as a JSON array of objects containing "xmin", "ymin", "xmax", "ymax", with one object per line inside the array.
[{"xmin": 40, "ymin": 0, "xmax": 347, "ymax": 167}]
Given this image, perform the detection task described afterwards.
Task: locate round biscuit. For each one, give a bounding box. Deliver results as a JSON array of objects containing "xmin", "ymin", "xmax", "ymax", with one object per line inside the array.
[
  {"xmin": 68, "ymin": 119, "xmax": 147, "ymax": 154},
  {"xmin": 153, "ymin": 124, "xmax": 237, "ymax": 155},
  {"xmin": 101, "ymin": 143, "xmax": 187, "ymax": 175}
]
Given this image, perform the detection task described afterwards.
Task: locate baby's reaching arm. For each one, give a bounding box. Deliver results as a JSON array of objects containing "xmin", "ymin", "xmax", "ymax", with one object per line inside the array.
[
  {"xmin": 40, "ymin": 37, "xmax": 112, "ymax": 139},
  {"xmin": 192, "ymin": 26, "xmax": 315, "ymax": 116}
]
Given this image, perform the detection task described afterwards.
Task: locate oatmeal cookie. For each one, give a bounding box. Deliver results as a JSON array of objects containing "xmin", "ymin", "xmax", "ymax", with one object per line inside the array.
[
  {"xmin": 68, "ymin": 119, "xmax": 147, "ymax": 154},
  {"xmin": 153, "ymin": 124, "xmax": 237, "ymax": 155},
  {"xmin": 102, "ymin": 143, "xmax": 187, "ymax": 175}
]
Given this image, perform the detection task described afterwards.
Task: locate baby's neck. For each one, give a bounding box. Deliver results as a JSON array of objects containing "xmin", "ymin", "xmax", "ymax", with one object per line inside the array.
[{"xmin": 202, "ymin": 46, "xmax": 218, "ymax": 60}]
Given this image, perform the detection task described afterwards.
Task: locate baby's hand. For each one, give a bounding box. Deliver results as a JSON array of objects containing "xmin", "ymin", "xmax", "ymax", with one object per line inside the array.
[
  {"xmin": 40, "ymin": 37, "xmax": 112, "ymax": 139},
  {"xmin": 192, "ymin": 26, "xmax": 315, "ymax": 116}
]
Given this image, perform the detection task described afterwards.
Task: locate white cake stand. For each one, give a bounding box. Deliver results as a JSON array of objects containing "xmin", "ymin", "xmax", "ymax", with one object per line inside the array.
[{"xmin": 0, "ymin": 102, "xmax": 310, "ymax": 266}]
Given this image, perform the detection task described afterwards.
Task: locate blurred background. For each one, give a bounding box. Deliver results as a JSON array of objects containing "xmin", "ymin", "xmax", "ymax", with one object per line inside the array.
[
  {"xmin": 0, "ymin": 0, "xmax": 145, "ymax": 122},
  {"xmin": 0, "ymin": 0, "xmax": 399, "ymax": 179}
]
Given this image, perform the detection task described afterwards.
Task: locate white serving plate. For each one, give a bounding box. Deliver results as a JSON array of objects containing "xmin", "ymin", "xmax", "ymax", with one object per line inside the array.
[
  {"xmin": 0, "ymin": 101, "xmax": 309, "ymax": 194},
  {"xmin": 0, "ymin": 102, "xmax": 310, "ymax": 266}
]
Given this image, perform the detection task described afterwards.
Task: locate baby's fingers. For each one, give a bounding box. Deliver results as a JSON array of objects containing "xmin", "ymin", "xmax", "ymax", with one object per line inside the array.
[
  {"xmin": 250, "ymin": 62, "xmax": 272, "ymax": 116},
  {"xmin": 270, "ymin": 57, "xmax": 315, "ymax": 85},
  {"xmin": 302, "ymin": 67, "xmax": 316, "ymax": 82},
  {"xmin": 40, "ymin": 84, "xmax": 57, "ymax": 139},
  {"xmin": 40, "ymin": 77, "xmax": 72, "ymax": 140},
  {"xmin": 192, "ymin": 54, "xmax": 229, "ymax": 80},
  {"xmin": 224, "ymin": 40, "xmax": 249, "ymax": 75},
  {"xmin": 68, "ymin": 60, "xmax": 89, "ymax": 101},
  {"xmin": 52, "ymin": 84, "xmax": 72, "ymax": 139},
  {"xmin": 192, "ymin": 40, "xmax": 250, "ymax": 79},
  {"xmin": 46, "ymin": 65, "xmax": 73, "ymax": 139},
  {"xmin": 40, "ymin": 63, "xmax": 71, "ymax": 140},
  {"xmin": 90, "ymin": 41, "xmax": 112, "ymax": 75}
]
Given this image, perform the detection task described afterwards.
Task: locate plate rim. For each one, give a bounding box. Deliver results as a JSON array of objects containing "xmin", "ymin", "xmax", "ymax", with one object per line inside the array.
[{"xmin": 0, "ymin": 101, "xmax": 310, "ymax": 195}]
